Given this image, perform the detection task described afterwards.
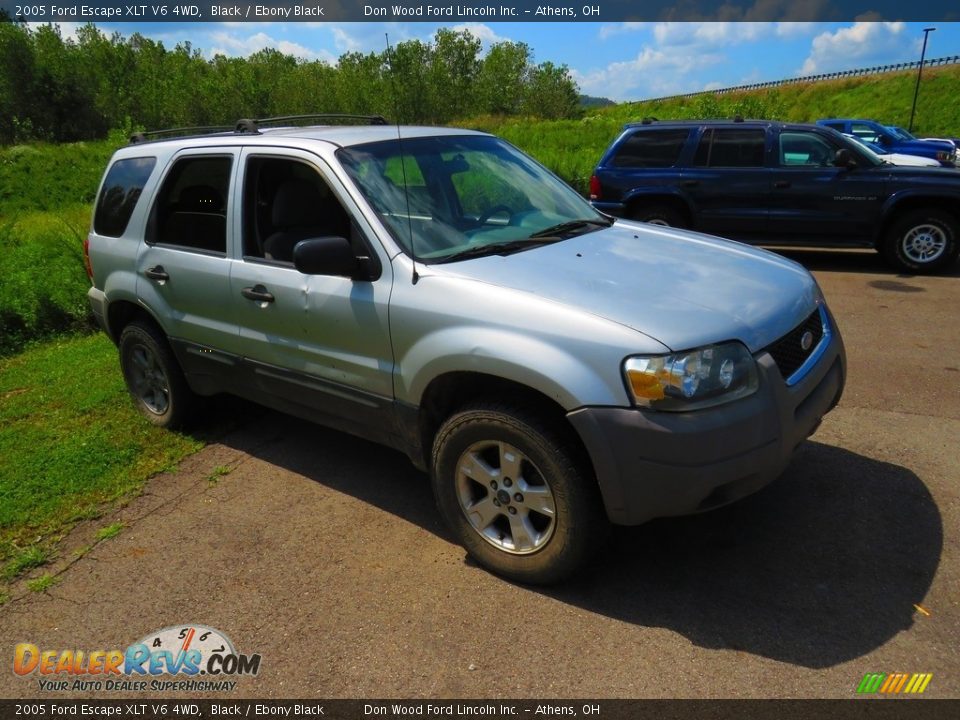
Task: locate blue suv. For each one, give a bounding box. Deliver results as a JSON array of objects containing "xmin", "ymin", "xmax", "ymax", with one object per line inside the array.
[
  {"xmin": 589, "ymin": 119, "xmax": 960, "ymax": 273},
  {"xmin": 816, "ymin": 119, "xmax": 956, "ymax": 167}
]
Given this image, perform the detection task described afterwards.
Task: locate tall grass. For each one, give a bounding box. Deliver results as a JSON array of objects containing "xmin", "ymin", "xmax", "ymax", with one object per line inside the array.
[
  {"xmin": 0, "ymin": 136, "xmax": 122, "ymax": 355},
  {"xmin": 0, "ymin": 207, "xmax": 94, "ymax": 355}
]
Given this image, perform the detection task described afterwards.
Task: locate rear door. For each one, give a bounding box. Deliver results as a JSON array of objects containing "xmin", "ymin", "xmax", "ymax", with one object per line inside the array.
[
  {"xmin": 680, "ymin": 126, "xmax": 770, "ymax": 239},
  {"xmin": 136, "ymin": 148, "xmax": 243, "ymax": 367}
]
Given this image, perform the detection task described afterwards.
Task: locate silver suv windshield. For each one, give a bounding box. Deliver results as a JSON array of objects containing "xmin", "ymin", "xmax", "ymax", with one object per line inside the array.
[{"xmin": 337, "ymin": 135, "xmax": 609, "ymax": 263}]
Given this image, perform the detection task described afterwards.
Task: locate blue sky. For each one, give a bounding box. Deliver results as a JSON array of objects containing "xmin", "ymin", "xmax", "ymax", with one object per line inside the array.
[{"xmin": 47, "ymin": 21, "xmax": 960, "ymax": 102}]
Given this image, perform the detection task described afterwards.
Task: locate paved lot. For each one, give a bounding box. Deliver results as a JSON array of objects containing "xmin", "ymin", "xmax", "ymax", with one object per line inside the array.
[{"xmin": 2, "ymin": 249, "xmax": 958, "ymax": 699}]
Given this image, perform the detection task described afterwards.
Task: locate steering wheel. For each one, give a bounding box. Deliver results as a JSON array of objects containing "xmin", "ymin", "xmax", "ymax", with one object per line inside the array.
[{"xmin": 477, "ymin": 205, "xmax": 514, "ymax": 226}]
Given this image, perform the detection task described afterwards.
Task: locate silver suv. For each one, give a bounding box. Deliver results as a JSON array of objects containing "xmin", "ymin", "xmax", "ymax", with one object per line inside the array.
[{"xmin": 86, "ymin": 116, "xmax": 846, "ymax": 584}]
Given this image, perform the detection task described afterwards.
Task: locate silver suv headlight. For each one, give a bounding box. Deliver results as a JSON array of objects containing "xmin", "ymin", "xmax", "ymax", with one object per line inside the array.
[{"xmin": 623, "ymin": 341, "xmax": 758, "ymax": 411}]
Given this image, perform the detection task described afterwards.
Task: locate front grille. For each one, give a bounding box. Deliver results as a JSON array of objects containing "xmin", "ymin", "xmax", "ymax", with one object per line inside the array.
[{"xmin": 764, "ymin": 308, "xmax": 825, "ymax": 382}]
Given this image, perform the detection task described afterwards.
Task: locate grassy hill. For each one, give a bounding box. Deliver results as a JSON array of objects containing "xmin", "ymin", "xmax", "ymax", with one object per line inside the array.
[{"xmin": 463, "ymin": 63, "xmax": 960, "ymax": 195}]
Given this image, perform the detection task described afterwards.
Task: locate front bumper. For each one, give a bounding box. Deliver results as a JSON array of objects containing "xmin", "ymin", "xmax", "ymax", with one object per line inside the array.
[{"xmin": 568, "ymin": 313, "xmax": 846, "ymax": 526}]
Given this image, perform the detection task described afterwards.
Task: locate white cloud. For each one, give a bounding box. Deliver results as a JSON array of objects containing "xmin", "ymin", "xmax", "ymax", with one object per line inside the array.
[
  {"xmin": 208, "ymin": 31, "xmax": 335, "ymax": 63},
  {"xmin": 572, "ymin": 47, "xmax": 725, "ymax": 102},
  {"xmin": 330, "ymin": 27, "xmax": 363, "ymax": 53},
  {"xmin": 450, "ymin": 23, "xmax": 509, "ymax": 46},
  {"xmin": 775, "ymin": 22, "xmax": 818, "ymax": 37},
  {"xmin": 25, "ymin": 22, "xmax": 82, "ymax": 43},
  {"xmin": 652, "ymin": 22, "xmax": 772, "ymax": 47},
  {"xmin": 799, "ymin": 22, "xmax": 908, "ymax": 75},
  {"xmin": 598, "ymin": 23, "xmax": 647, "ymax": 41}
]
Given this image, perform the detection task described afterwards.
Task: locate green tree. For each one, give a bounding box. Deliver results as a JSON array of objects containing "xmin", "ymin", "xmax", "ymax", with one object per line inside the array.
[
  {"xmin": 524, "ymin": 61, "xmax": 580, "ymax": 119},
  {"xmin": 429, "ymin": 29, "xmax": 481, "ymax": 122},
  {"xmin": 477, "ymin": 42, "xmax": 531, "ymax": 115}
]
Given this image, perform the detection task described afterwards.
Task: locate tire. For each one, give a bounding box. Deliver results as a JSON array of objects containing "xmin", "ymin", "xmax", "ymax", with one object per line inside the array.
[
  {"xmin": 119, "ymin": 321, "xmax": 194, "ymax": 429},
  {"xmin": 631, "ymin": 204, "xmax": 687, "ymax": 228},
  {"xmin": 431, "ymin": 403, "xmax": 608, "ymax": 584},
  {"xmin": 881, "ymin": 209, "xmax": 959, "ymax": 274}
]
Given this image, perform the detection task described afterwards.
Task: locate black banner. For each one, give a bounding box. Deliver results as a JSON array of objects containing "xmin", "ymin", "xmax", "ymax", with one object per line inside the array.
[
  {"xmin": 1, "ymin": 700, "xmax": 959, "ymax": 720},
  {"xmin": 1, "ymin": 0, "xmax": 960, "ymax": 23}
]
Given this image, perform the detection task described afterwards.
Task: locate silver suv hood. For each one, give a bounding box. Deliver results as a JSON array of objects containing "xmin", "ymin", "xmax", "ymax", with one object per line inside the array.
[{"xmin": 440, "ymin": 222, "xmax": 819, "ymax": 353}]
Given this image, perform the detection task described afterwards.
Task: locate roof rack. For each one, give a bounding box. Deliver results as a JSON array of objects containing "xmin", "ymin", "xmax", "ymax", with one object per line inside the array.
[
  {"xmin": 239, "ymin": 114, "xmax": 390, "ymax": 134},
  {"xmin": 129, "ymin": 125, "xmax": 234, "ymax": 144},
  {"xmin": 129, "ymin": 114, "xmax": 390, "ymax": 145}
]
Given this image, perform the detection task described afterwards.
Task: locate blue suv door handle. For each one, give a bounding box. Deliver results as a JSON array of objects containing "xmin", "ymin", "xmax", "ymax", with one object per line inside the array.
[
  {"xmin": 774, "ymin": 181, "xmax": 791, "ymax": 189},
  {"xmin": 681, "ymin": 180, "xmax": 699, "ymax": 187}
]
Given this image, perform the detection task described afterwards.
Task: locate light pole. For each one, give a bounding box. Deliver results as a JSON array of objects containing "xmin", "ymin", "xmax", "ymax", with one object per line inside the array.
[{"xmin": 908, "ymin": 27, "xmax": 936, "ymax": 133}]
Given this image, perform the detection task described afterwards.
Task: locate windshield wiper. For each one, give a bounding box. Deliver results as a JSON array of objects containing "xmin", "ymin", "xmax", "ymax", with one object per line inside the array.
[
  {"xmin": 435, "ymin": 238, "xmax": 560, "ymax": 264},
  {"xmin": 527, "ymin": 217, "xmax": 614, "ymax": 239}
]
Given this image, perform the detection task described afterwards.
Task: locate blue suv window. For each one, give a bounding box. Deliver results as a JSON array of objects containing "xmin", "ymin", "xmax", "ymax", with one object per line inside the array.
[
  {"xmin": 779, "ymin": 132, "xmax": 835, "ymax": 167},
  {"xmin": 611, "ymin": 129, "xmax": 690, "ymax": 168},
  {"xmin": 694, "ymin": 128, "xmax": 765, "ymax": 168}
]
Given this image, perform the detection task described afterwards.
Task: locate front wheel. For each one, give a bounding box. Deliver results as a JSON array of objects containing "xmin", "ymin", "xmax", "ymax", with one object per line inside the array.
[
  {"xmin": 431, "ymin": 403, "xmax": 608, "ymax": 584},
  {"xmin": 881, "ymin": 209, "xmax": 959, "ymax": 274}
]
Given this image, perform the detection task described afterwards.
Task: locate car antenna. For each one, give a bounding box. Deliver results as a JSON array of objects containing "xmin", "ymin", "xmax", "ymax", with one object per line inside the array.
[{"xmin": 385, "ymin": 33, "xmax": 419, "ymax": 285}]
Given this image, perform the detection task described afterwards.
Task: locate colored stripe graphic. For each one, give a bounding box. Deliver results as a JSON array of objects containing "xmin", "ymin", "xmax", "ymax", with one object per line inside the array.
[
  {"xmin": 857, "ymin": 672, "xmax": 932, "ymax": 694},
  {"xmin": 857, "ymin": 673, "xmax": 886, "ymax": 693},
  {"xmin": 904, "ymin": 674, "xmax": 933, "ymax": 694}
]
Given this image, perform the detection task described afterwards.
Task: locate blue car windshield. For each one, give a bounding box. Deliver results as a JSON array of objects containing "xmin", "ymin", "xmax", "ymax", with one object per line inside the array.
[{"xmin": 337, "ymin": 135, "xmax": 607, "ymax": 262}]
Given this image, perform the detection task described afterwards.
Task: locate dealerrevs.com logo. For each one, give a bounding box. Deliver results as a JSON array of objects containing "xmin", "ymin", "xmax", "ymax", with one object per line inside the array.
[{"xmin": 13, "ymin": 625, "xmax": 261, "ymax": 692}]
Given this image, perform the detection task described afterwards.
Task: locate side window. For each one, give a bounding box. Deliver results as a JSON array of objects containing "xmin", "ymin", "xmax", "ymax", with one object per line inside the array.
[
  {"xmin": 242, "ymin": 157, "xmax": 354, "ymax": 263},
  {"xmin": 611, "ymin": 129, "xmax": 690, "ymax": 168},
  {"xmin": 93, "ymin": 157, "xmax": 157, "ymax": 237},
  {"xmin": 823, "ymin": 122, "xmax": 846, "ymax": 133},
  {"xmin": 850, "ymin": 123, "xmax": 881, "ymax": 144},
  {"xmin": 779, "ymin": 132, "xmax": 837, "ymax": 167},
  {"xmin": 148, "ymin": 156, "xmax": 231, "ymax": 253},
  {"xmin": 693, "ymin": 129, "xmax": 766, "ymax": 168}
]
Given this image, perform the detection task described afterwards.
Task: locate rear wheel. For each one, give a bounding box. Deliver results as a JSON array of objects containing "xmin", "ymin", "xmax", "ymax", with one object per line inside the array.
[
  {"xmin": 431, "ymin": 403, "xmax": 608, "ymax": 584},
  {"xmin": 631, "ymin": 204, "xmax": 687, "ymax": 228},
  {"xmin": 119, "ymin": 321, "xmax": 194, "ymax": 429},
  {"xmin": 882, "ymin": 209, "xmax": 959, "ymax": 274}
]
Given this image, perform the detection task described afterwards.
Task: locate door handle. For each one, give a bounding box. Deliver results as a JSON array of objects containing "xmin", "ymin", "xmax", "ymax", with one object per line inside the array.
[
  {"xmin": 144, "ymin": 265, "xmax": 169, "ymax": 281},
  {"xmin": 681, "ymin": 180, "xmax": 700, "ymax": 187},
  {"xmin": 241, "ymin": 284, "xmax": 275, "ymax": 303},
  {"xmin": 774, "ymin": 181, "xmax": 791, "ymax": 189}
]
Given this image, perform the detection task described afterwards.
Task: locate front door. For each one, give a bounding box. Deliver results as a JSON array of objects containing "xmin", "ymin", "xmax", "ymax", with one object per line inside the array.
[
  {"xmin": 228, "ymin": 148, "xmax": 396, "ymax": 438},
  {"xmin": 766, "ymin": 129, "xmax": 881, "ymax": 245}
]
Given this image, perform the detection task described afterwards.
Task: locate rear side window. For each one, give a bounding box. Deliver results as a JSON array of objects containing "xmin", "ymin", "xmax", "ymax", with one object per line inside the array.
[
  {"xmin": 147, "ymin": 156, "xmax": 232, "ymax": 254},
  {"xmin": 93, "ymin": 157, "xmax": 157, "ymax": 237},
  {"xmin": 694, "ymin": 128, "xmax": 766, "ymax": 168},
  {"xmin": 611, "ymin": 129, "xmax": 690, "ymax": 168}
]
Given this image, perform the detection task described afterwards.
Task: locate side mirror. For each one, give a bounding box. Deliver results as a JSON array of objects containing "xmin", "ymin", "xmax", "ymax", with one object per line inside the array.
[
  {"xmin": 834, "ymin": 149, "xmax": 858, "ymax": 169},
  {"xmin": 293, "ymin": 237, "xmax": 359, "ymax": 278}
]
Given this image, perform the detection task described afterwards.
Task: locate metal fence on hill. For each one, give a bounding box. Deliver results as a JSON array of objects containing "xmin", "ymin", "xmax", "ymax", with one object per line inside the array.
[{"xmin": 643, "ymin": 55, "xmax": 960, "ymax": 103}]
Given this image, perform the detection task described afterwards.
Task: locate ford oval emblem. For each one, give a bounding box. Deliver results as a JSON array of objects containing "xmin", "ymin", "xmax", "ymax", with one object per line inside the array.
[{"xmin": 801, "ymin": 330, "xmax": 814, "ymax": 352}]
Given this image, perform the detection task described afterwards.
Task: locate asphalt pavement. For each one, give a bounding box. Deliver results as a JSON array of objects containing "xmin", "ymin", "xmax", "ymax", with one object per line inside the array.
[{"xmin": 2, "ymin": 248, "xmax": 958, "ymax": 700}]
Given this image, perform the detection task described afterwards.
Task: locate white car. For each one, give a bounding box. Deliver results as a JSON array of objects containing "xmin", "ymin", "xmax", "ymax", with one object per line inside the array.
[{"xmin": 843, "ymin": 134, "xmax": 941, "ymax": 167}]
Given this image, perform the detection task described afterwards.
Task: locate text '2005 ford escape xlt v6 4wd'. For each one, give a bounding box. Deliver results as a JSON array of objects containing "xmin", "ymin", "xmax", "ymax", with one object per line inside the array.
[{"xmin": 86, "ymin": 116, "xmax": 846, "ymax": 584}]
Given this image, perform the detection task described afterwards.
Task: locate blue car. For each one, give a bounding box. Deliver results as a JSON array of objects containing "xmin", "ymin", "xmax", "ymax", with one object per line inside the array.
[{"xmin": 817, "ymin": 119, "xmax": 956, "ymax": 167}]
